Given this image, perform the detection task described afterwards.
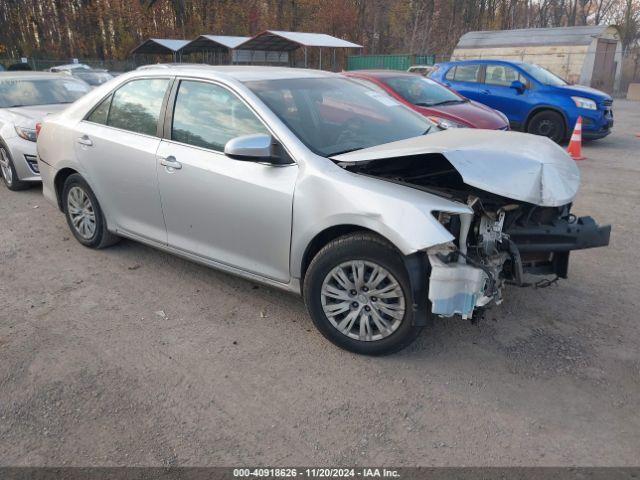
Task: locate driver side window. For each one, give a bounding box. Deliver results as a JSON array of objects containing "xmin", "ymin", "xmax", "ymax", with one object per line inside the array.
[{"xmin": 171, "ymin": 80, "xmax": 268, "ymax": 152}]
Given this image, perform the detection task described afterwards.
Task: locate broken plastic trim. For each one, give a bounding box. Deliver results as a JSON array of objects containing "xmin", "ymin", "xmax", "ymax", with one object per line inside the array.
[{"xmin": 426, "ymin": 244, "xmax": 490, "ymax": 320}]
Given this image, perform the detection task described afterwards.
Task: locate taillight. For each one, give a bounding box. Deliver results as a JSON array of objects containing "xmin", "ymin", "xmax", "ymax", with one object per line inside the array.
[{"xmin": 35, "ymin": 123, "xmax": 42, "ymax": 138}]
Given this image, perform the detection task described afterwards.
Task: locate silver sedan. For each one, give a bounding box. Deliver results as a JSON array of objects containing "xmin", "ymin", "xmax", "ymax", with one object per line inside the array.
[
  {"xmin": 37, "ymin": 65, "xmax": 610, "ymax": 354},
  {"xmin": 0, "ymin": 72, "xmax": 90, "ymax": 190}
]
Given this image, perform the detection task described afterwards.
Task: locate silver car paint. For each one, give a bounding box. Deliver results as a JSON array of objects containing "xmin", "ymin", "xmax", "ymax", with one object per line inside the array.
[
  {"xmin": 332, "ymin": 128, "xmax": 580, "ymax": 207},
  {"xmin": 0, "ymin": 72, "xmax": 88, "ymax": 183},
  {"xmin": 37, "ymin": 66, "xmax": 573, "ymax": 297},
  {"xmin": 1, "ymin": 104, "xmax": 69, "ymax": 182},
  {"xmin": 156, "ymin": 139, "xmax": 298, "ymax": 283},
  {"xmin": 74, "ymin": 121, "xmax": 167, "ymax": 243}
]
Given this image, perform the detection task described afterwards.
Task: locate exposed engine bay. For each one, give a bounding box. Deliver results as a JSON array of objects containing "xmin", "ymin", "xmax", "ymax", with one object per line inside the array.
[{"xmin": 338, "ymin": 153, "xmax": 611, "ymax": 320}]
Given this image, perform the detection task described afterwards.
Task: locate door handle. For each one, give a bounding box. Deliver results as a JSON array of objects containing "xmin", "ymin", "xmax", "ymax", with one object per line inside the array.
[
  {"xmin": 480, "ymin": 89, "xmax": 491, "ymax": 94},
  {"xmin": 77, "ymin": 135, "xmax": 93, "ymax": 147},
  {"xmin": 160, "ymin": 156, "xmax": 182, "ymax": 170}
]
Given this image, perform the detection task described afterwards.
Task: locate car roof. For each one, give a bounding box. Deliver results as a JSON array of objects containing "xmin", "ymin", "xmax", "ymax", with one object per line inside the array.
[
  {"xmin": 134, "ymin": 64, "xmax": 338, "ymax": 82},
  {"xmin": 0, "ymin": 71, "xmax": 78, "ymax": 81},
  {"xmin": 345, "ymin": 69, "xmax": 420, "ymax": 79},
  {"xmin": 51, "ymin": 63, "xmax": 91, "ymax": 70},
  {"xmin": 441, "ymin": 59, "xmax": 526, "ymax": 66}
]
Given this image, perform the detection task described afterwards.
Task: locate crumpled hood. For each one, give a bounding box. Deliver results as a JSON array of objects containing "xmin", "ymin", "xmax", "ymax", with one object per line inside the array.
[
  {"xmin": 6, "ymin": 104, "xmax": 68, "ymax": 128},
  {"xmin": 332, "ymin": 129, "xmax": 580, "ymax": 207}
]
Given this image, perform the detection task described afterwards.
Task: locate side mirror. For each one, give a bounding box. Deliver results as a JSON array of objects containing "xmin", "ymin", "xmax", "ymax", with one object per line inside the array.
[
  {"xmin": 224, "ymin": 134, "xmax": 291, "ymax": 165},
  {"xmin": 510, "ymin": 80, "xmax": 526, "ymax": 93}
]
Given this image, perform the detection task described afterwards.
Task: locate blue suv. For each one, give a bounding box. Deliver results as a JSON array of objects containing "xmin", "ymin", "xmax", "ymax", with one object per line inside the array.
[{"xmin": 430, "ymin": 59, "xmax": 613, "ymax": 143}]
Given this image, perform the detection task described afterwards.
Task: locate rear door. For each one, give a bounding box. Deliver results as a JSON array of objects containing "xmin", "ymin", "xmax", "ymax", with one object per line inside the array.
[
  {"xmin": 74, "ymin": 77, "xmax": 171, "ymax": 243},
  {"xmin": 155, "ymin": 79, "xmax": 297, "ymax": 283},
  {"xmin": 443, "ymin": 63, "xmax": 484, "ymax": 101},
  {"xmin": 480, "ymin": 64, "xmax": 530, "ymax": 123}
]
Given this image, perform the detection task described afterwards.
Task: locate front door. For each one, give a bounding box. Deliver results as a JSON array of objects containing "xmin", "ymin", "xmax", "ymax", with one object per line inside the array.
[
  {"xmin": 74, "ymin": 77, "xmax": 171, "ymax": 243},
  {"xmin": 156, "ymin": 79, "xmax": 297, "ymax": 283}
]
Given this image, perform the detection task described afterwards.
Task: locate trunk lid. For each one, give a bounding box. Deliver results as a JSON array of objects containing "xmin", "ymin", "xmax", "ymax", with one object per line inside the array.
[{"xmin": 7, "ymin": 103, "xmax": 69, "ymax": 128}]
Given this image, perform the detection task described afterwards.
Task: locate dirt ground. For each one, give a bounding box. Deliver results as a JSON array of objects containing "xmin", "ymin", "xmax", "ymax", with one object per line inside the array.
[{"xmin": 1, "ymin": 101, "xmax": 639, "ymax": 467}]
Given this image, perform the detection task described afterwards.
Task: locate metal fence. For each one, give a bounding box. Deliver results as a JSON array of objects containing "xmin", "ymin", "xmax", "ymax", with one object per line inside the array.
[
  {"xmin": 0, "ymin": 57, "xmax": 137, "ymax": 73},
  {"xmin": 346, "ymin": 54, "xmax": 436, "ymax": 71}
]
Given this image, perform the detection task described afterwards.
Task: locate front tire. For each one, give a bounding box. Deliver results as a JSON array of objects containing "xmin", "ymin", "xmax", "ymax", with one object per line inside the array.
[
  {"xmin": 303, "ymin": 232, "xmax": 423, "ymax": 355},
  {"xmin": 62, "ymin": 174, "xmax": 120, "ymax": 249},
  {"xmin": 0, "ymin": 145, "xmax": 29, "ymax": 191},
  {"xmin": 527, "ymin": 110, "xmax": 566, "ymax": 143}
]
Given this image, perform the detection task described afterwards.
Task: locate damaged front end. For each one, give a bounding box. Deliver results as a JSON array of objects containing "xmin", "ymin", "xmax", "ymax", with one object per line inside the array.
[
  {"xmin": 427, "ymin": 205, "xmax": 510, "ymax": 320},
  {"xmin": 332, "ymin": 130, "xmax": 611, "ymax": 320},
  {"xmin": 426, "ymin": 199, "xmax": 609, "ymax": 320}
]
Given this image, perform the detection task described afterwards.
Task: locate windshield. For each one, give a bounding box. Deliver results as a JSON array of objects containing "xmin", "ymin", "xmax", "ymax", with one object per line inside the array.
[
  {"xmin": 384, "ymin": 75, "xmax": 463, "ymax": 106},
  {"xmin": 245, "ymin": 77, "xmax": 434, "ymax": 157},
  {"xmin": 519, "ymin": 63, "xmax": 567, "ymax": 86},
  {"xmin": 0, "ymin": 78, "xmax": 90, "ymax": 108}
]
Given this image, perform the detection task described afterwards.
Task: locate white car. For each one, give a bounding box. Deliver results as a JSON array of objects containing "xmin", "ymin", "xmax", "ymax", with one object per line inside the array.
[
  {"xmin": 49, "ymin": 64, "xmax": 114, "ymax": 87},
  {"xmin": 37, "ymin": 65, "xmax": 610, "ymax": 354},
  {"xmin": 0, "ymin": 72, "xmax": 91, "ymax": 190}
]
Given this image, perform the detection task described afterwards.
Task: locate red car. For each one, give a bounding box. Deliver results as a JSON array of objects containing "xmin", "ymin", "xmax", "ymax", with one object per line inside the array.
[{"xmin": 343, "ymin": 70, "xmax": 509, "ymax": 130}]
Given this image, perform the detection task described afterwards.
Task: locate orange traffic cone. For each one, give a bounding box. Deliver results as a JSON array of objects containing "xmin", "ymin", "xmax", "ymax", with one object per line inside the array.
[{"xmin": 567, "ymin": 116, "xmax": 585, "ymax": 161}]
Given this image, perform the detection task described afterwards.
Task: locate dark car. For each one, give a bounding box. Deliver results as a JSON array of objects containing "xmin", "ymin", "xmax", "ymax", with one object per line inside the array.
[
  {"xmin": 343, "ymin": 70, "xmax": 509, "ymax": 130},
  {"xmin": 7, "ymin": 63, "xmax": 32, "ymax": 71},
  {"xmin": 430, "ymin": 59, "xmax": 613, "ymax": 142}
]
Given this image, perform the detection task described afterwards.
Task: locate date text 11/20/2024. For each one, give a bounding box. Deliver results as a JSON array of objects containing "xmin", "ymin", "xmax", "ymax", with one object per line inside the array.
[{"xmin": 233, "ymin": 468, "xmax": 401, "ymax": 478}]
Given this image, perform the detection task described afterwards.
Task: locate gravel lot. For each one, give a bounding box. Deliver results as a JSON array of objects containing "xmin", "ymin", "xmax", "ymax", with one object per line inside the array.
[{"xmin": 1, "ymin": 100, "xmax": 639, "ymax": 467}]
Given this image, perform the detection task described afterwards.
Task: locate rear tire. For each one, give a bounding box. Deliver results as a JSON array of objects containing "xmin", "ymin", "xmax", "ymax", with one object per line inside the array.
[
  {"xmin": 527, "ymin": 110, "xmax": 566, "ymax": 143},
  {"xmin": 62, "ymin": 174, "xmax": 120, "ymax": 249},
  {"xmin": 0, "ymin": 145, "xmax": 29, "ymax": 191},
  {"xmin": 303, "ymin": 232, "xmax": 423, "ymax": 355}
]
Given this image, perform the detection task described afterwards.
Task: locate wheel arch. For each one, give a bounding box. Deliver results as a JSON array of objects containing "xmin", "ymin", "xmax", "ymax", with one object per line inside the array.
[
  {"xmin": 299, "ymin": 225, "xmax": 400, "ymax": 285},
  {"xmin": 54, "ymin": 167, "xmax": 80, "ymax": 211}
]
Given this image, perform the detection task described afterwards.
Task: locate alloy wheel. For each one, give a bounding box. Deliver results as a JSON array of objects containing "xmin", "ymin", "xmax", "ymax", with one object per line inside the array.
[
  {"xmin": 0, "ymin": 148, "xmax": 13, "ymax": 186},
  {"xmin": 67, "ymin": 186, "xmax": 97, "ymax": 240},
  {"xmin": 320, "ymin": 260, "xmax": 406, "ymax": 342}
]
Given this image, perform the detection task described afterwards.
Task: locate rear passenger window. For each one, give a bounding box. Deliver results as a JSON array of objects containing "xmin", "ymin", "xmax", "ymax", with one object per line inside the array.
[
  {"xmin": 171, "ymin": 80, "xmax": 268, "ymax": 151},
  {"xmin": 86, "ymin": 94, "xmax": 112, "ymax": 125},
  {"xmin": 107, "ymin": 78, "xmax": 169, "ymax": 136},
  {"xmin": 453, "ymin": 64, "xmax": 481, "ymax": 83}
]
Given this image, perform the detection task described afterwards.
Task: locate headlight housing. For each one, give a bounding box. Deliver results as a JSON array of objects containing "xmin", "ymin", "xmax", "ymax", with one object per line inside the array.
[
  {"xmin": 427, "ymin": 116, "xmax": 468, "ymax": 129},
  {"xmin": 571, "ymin": 96, "xmax": 597, "ymax": 110},
  {"xmin": 15, "ymin": 126, "xmax": 37, "ymax": 142}
]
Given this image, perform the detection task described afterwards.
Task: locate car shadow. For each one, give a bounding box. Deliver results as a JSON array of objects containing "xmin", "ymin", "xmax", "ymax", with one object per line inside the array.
[{"xmin": 105, "ymin": 238, "xmax": 613, "ymax": 381}]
